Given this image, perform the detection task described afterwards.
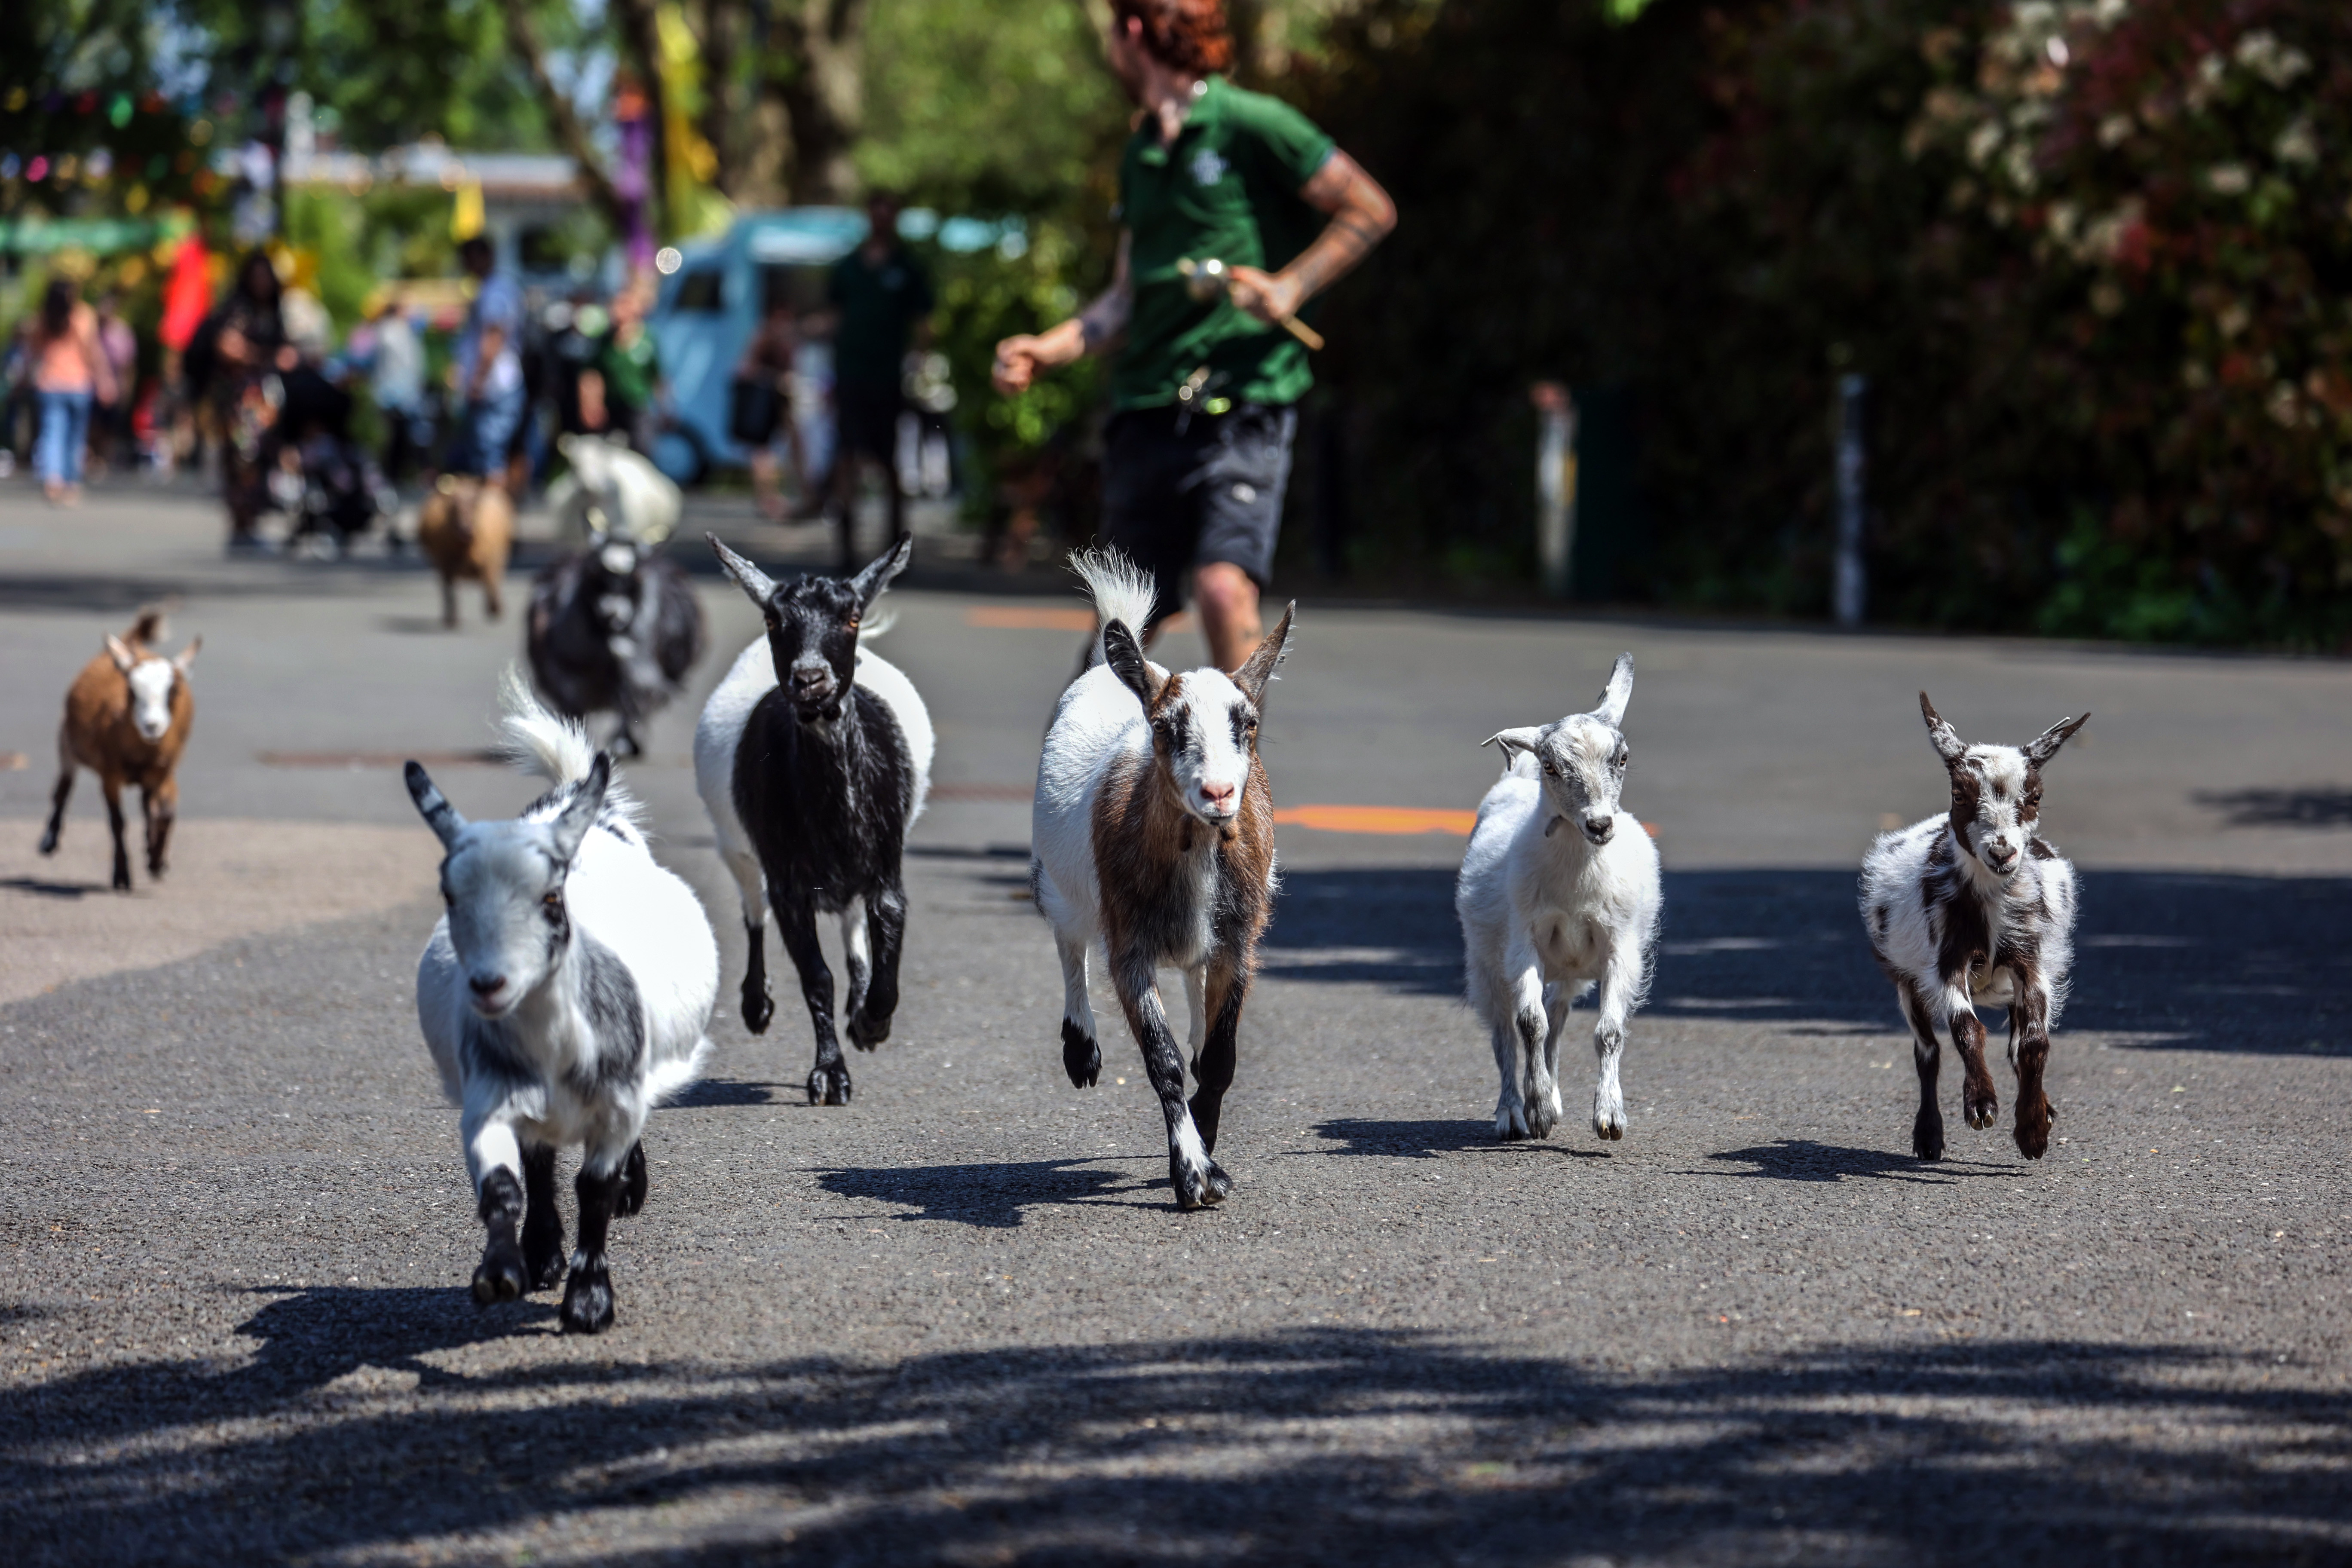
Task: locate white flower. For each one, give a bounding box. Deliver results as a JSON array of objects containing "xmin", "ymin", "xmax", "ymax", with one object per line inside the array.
[
  {"xmin": 2275, "ymin": 119, "xmax": 2318, "ymax": 166},
  {"xmin": 2205, "ymin": 162, "xmax": 2251, "ymax": 196},
  {"xmin": 2098, "ymin": 113, "xmax": 2135, "ymax": 147},
  {"xmin": 1968, "ymin": 122, "xmax": 2004, "ymax": 168}
]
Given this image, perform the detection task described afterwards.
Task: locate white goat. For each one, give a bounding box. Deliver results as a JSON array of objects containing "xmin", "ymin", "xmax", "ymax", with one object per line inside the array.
[
  {"xmin": 1032, "ymin": 550, "xmax": 1294, "ymax": 1210},
  {"xmin": 1861, "ymin": 693, "xmax": 2087, "ymax": 1163},
  {"xmin": 406, "ymin": 671, "xmax": 717, "ymax": 1334},
  {"xmin": 1456, "ymin": 653, "xmax": 1662, "ymax": 1142}
]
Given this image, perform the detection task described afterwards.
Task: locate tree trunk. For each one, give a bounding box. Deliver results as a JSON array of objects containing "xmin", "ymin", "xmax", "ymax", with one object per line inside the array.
[
  {"xmin": 768, "ymin": 0, "xmax": 871, "ymax": 205},
  {"xmin": 500, "ymin": 0, "xmax": 633, "ymax": 236}
]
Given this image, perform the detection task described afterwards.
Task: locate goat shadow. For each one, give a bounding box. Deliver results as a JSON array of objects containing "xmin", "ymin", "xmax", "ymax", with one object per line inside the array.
[
  {"xmin": 1306, "ymin": 1116, "xmax": 1608, "ymax": 1162},
  {"xmin": 0, "ymin": 875, "xmax": 106, "ymax": 900},
  {"xmin": 1261, "ymin": 866, "xmax": 2352, "ymax": 1056},
  {"xmin": 815, "ymin": 1157, "xmax": 1160, "ymax": 1229}
]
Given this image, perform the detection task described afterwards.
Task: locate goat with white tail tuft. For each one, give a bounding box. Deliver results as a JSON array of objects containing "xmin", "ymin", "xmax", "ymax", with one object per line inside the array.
[
  {"xmin": 1456, "ymin": 653, "xmax": 1663, "ymax": 1143},
  {"xmin": 1861, "ymin": 694, "xmax": 2088, "ymax": 1163},
  {"xmin": 406, "ymin": 669, "xmax": 718, "ymax": 1333},
  {"xmin": 1030, "ymin": 548, "xmax": 1295, "ymax": 1211}
]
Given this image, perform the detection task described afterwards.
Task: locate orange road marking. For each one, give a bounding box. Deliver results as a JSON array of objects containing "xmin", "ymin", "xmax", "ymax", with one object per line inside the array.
[{"xmin": 1271, "ymin": 806, "xmax": 1664, "ymax": 839}]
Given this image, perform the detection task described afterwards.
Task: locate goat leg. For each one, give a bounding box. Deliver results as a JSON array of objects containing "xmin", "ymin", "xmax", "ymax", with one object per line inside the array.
[
  {"xmin": 1115, "ymin": 954, "xmax": 1229, "ymax": 1210},
  {"xmin": 101, "ymin": 778, "xmax": 132, "ymax": 892},
  {"xmin": 616, "ymin": 1140, "xmax": 649, "ymax": 1218},
  {"xmin": 740, "ymin": 919, "xmax": 774, "ymax": 1034},
  {"xmin": 1186, "ymin": 957, "xmax": 1249, "ymax": 1156},
  {"xmin": 37, "ymin": 754, "xmax": 72, "ymax": 856},
  {"xmin": 1950, "ymin": 1003, "xmax": 1999, "ymax": 1131},
  {"xmin": 560, "ymin": 1158, "xmax": 625, "ymax": 1334},
  {"xmin": 144, "ymin": 777, "xmax": 177, "ymax": 879},
  {"xmin": 472, "ymin": 1167, "xmax": 530, "ymax": 1305},
  {"xmin": 519, "ymin": 1142, "xmax": 566, "ymax": 1291},
  {"xmin": 1054, "ymin": 931, "xmax": 1101, "ymax": 1089},
  {"xmin": 2012, "ymin": 986, "xmax": 2055, "ymax": 1160},
  {"xmin": 1900, "ymin": 983, "xmax": 1945, "ymax": 1162},
  {"xmin": 775, "ymin": 897, "xmax": 851, "ymax": 1106},
  {"xmin": 846, "ymin": 882, "xmax": 906, "ymax": 1050}
]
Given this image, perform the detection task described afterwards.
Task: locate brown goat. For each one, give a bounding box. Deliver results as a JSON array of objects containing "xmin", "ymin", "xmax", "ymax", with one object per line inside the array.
[
  {"xmin": 40, "ymin": 608, "xmax": 200, "ymax": 892},
  {"xmin": 416, "ymin": 475, "xmax": 514, "ymax": 627}
]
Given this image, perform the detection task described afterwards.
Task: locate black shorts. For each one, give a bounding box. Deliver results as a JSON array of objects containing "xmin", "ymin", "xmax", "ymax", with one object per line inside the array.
[
  {"xmin": 1101, "ymin": 402, "xmax": 1296, "ymax": 627},
  {"xmin": 835, "ymin": 382, "xmax": 902, "ymax": 463}
]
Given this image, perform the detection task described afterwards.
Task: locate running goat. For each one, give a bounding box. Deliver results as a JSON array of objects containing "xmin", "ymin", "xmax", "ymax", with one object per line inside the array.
[
  {"xmin": 406, "ymin": 671, "xmax": 717, "ymax": 1333},
  {"xmin": 39, "ymin": 607, "xmax": 200, "ymax": 891},
  {"xmin": 1031, "ymin": 550, "xmax": 1294, "ymax": 1211},
  {"xmin": 1456, "ymin": 654, "xmax": 1662, "ymax": 1142},
  {"xmin": 1861, "ymin": 694, "xmax": 2087, "ymax": 1163},
  {"xmin": 526, "ymin": 527, "xmax": 706, "ymax": 758},
  {"xmin": 695, "ymin": 534, "xmax": 931, "ymax": 1106}
]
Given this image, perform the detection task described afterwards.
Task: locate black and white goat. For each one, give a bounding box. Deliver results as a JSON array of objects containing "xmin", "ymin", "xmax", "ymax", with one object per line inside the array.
[
  {"xmin": 1031, "ymin": 550, "xmax": 1294, "ymax": 1210},
  {"xmin": 406, "ymin": 671, "xmax": 718, "ymax": 1333},
  {"xmin": 1860, "ymin": 694, "xmax": 2088, "ymax": 1163},
  {"xmin": 695, "ymin": 534, "xmax": 931, "ymax": 1106},
  {"xmin": 1456, "ymin": 654, "xmax": 1663, "ymax": 1142},
  {"xmin": 525, "ymin": 528, "xmax": 706, "ymax": 758}
]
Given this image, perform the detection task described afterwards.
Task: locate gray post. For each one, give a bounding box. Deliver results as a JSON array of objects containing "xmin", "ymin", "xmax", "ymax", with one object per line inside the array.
[
  {"xmin": 1834, "ymin": 372, "xmax": 1867, "ymax": 627},
  {"xmin": 1532, "ymin": 382, "xmax": 1577, "ymax": 598}
]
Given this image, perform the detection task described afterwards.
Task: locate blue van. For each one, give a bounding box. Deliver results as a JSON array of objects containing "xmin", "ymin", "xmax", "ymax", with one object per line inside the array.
[{"xmin": 646, "ymin": 206, "xmax": 866, "ymax": 486}]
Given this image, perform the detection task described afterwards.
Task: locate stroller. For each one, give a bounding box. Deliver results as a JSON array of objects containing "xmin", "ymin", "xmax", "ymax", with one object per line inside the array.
[{"xmin": 263, "ymin": 365, "xmax": 397, "ymax": 557}]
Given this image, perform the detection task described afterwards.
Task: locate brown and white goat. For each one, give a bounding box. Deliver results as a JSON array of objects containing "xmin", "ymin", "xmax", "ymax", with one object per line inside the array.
[
  {"xmin": 417, "ymin": 475, "xmax": 515, "ymax": 628},
  {"xmin": 1030, "ymin": 550, "xmax": 1295, "ymax": 1210},
  {"xmin": 1861, "ymin": 693, "xmax": 2088, "ymax": 1162},
  {"xmin": 39, "ymin": 609, "xmax": 200, "ymax": 891}
]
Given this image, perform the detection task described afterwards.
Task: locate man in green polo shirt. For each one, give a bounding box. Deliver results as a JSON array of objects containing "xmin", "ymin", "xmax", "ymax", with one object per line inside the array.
[{"xmin": 992, "ymin": 0, "xmax": 1395, "ymax": 672}]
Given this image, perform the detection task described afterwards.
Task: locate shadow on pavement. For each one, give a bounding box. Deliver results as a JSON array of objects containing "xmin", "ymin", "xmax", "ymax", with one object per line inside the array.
[
  {"xmin": 815, "ymin": 1158, "xmax": 1158, "ymax": 1229},
  {"xmin": 1696, "ymin": 1139, "xmax": 2012, "ymax": 1185},
  {"xmin": 5, "ymin": 1324, "xmax": 2346, "ymax": 1565},
  {"xmin": 1262, "ymin": 867, "xmax": 2352, "ymax": 1056},
  {"xmin": 2193, "ymin": 787, "xmax": 2352, "ymax": 827},
  {"xmin": 1306, "ymin": 1116, "xmax": 1606, "ymax": 1162}
]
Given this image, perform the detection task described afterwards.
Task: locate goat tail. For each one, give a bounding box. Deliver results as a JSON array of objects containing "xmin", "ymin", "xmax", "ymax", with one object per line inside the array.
[
  {"xmin": 497, "ymin": 665, "xmax": 599, "ymax": 785},
  {"xmin": 857, "ymin": 603, "xmax": 898, "ymax": 643},
  {"xmin": 1068, "ymin": 547, "xmax": 1158, "ymax": 667}
]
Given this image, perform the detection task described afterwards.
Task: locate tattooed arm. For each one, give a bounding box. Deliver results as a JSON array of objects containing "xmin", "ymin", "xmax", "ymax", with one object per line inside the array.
[
  {"xmin": 993, "ymin": 233, "xmax": 1133, "ymax": 395},
  {"xmin": 1226, "ymin": 151, "xmax": 1397, "ymax": 329}
]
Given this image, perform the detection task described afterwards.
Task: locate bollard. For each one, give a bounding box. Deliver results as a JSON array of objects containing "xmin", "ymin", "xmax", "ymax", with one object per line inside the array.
[
  {"xmin": 1834, "ymin": 372, "xmax": 1867, "ymax": 627},
  {"xmin": 1531, "ymin": 382, "xmax": 1578, "ymax": 598}
]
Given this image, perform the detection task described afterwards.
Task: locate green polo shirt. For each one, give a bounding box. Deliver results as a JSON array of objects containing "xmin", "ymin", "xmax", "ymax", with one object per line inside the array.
[{"xmin": 1114, "ymin": 75, "xmax": 1335, "ymax": 411}]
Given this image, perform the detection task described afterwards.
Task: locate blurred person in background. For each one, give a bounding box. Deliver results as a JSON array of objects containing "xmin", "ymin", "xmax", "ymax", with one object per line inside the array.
[
  {"xmin": 824, "ymin": 191, "xmax": 932, "ymax": 569},
  {"xmin": 450, "ymin": 235, "xmax": 525, "ymax": 488},
  {"xmin": 992, "ymin": 0, "xmax": 1394, "ymax": 672},
  {"xmin": 594, "ymin": 276, "xmax": 663, "ymax": 456},
  {"xmin": 735, "ymin": 294, "xmax": 808, "ymax": 522},
  {"xmin": 353, "ymin": 293, "xmax": 426, "ymax": 489},
  {"xmin": 28, "ymin": 276, "xmax": 117, "ymax": 507},
  {"xmin": 0, "ymin": 320, "xmax": 31, "ymax": 477},
  {"xmin": 198, "ymin": 250, "xmax": 293, "ymax": 548},
  {"xmin": 91, "ymin": 291, "xmax": 138, "ymax": 476}
]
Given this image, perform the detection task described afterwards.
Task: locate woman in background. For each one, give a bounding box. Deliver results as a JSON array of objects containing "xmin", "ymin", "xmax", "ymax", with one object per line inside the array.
[{"xmin": 28, "ymin": 277, "xmax": 116, "ymax": 506}]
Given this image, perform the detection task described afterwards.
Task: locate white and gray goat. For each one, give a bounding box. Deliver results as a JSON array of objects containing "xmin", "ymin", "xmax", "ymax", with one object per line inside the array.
[
  {"xmin": 1861, "ymin": 694, "xmax": 2087, "ymax": 1163},
  {"xmin": 406, "ymin": 671, "xmax": 717, "ymax": 1333},
  {"xmin": 1032, "ymin": 550, "xmax": 1294, "ymax": 1211},
  {"xmin": 1457, "ymin": 653, "xmax": 1662, "ymax": 1142},
  {"xmin": 695, "ymin": 534, "xmax": 931, "ymax": 1106}
]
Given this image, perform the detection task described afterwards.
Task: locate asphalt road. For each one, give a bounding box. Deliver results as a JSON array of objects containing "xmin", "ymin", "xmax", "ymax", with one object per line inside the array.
[{"xmin": 1, "ymin": 482, "xmax": 2348, "ymax": 1566}]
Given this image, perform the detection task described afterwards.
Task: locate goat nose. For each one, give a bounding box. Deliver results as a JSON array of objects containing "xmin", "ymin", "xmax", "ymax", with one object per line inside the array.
[
  {"xmin": 468, "ymin": 974, "xmax": 507, "ymax": 998},
  {"xmin": 1201, "ymin": 782, "xmax": 1237, "ymax": 811},
  {"xmin": 1585, "ymin": 815, "xmax": 1614, "ymax": 839}
]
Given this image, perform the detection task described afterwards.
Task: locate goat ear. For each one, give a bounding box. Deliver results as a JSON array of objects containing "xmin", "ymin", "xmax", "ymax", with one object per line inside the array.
[
  {"xmin": 173, "ymin": 635, "xmax": 202, "ymax": 674},
  {"xmin": 1100, "ymin": 619, "xmax": 1165, "ymax": 710},
  {"xmin": 548, "ymin": 754, "xmax": 611, "ymax": 864},
  {"xmin": 707, "ymin": 533, "xmax": 778, "ymax": 609},
  {"xmin": 1232, "ymin": 601, "xmax": 1295, "ymax": 706},
  {"xmin": 2022, "ymin": 711, "xmax": 2089, "ymax": 766},
  {"xmin": 851, "ymin": 533, "xmax": 914, "ymax": 610},
  {"xmin": 1919, "ymin": 692, "xmax": 1968, "ymax": 766},
  {"xmin": 404, "ymin": 761, "xmax": 468, "ymax": 848},
  {"xmin": 1590, "ymin": 652, "xmax": 1635, "ymax": 727},
  {"xmin": 1482, "ymin": 726, "xmax": 1546, "ymax": 763},
  {"xmin": 105, "ymin": 634, "xmax": 138, "ymax": 673}
]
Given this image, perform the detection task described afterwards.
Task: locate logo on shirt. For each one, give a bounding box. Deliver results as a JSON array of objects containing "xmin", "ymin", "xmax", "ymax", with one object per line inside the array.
[{"xmin": 1189, "ymin": 149, "xmax": 1228, "ymax": 188}]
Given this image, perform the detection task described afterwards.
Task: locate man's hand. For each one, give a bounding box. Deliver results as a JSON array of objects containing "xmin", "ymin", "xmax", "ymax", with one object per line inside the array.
[
  {"xmin": 1224, "ymin": 266, "xmax": 1304, "ymax": 328},
  {"xmin": 992, "ymin": 334, "xmax": 1047, "ymax": 395}
]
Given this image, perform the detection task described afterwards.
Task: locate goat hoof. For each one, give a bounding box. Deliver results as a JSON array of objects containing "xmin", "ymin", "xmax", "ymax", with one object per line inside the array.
[
  {"xmin": 1523, "ymin": 1096, "xmax": 1559, "ymax": 1140},
  {"xmin": 472, "ymin": 1249, "xmax": 527, "ymax": 1306},
  {"xmin": 807, "ymin": 1066, "xmax": 853, "ymax": 1107},
  {"xmin": 1912, "ymin": 1112, "xmax": 1946, "ymax": 1162},
  {"xmin": 741, "ymin": 985, "xmax": 773, "ymax": 1035},
  {"xmin": 37, "ymin": 830, "xmax": 58, "ymax": 856},
  {"xmin": 1963, "ymin": 1091, "xmax": 1998, "ymax": 1131},
  {"xmin": 1061, "ymin": 1021, "xmax": 1100, "ymax": 1088},
  {"xmin": 615, "ymin": 1142, "xmax": 648, "ymax": 1218},
  {"xmin": 2014, "ymin": 1102, "xmax": 2052, "ymax": 1160},
  {"xmin": 1172, "ymin": 1158, "xmax": 1231, "ymax": 1210},
  {"xmin": 846, "ymin": 1012, "xmax": 891, "ymax": 1051},
  {"xmin": 560, "ymin": 1265, "xmax": 615, "ymax": 1334}
]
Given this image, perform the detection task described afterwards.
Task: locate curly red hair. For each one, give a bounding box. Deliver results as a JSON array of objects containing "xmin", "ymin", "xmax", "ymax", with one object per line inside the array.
[{"xmin": 1110, "ymin": 0, "xmax": 1235, "ymax": 76}]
